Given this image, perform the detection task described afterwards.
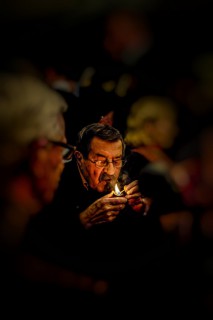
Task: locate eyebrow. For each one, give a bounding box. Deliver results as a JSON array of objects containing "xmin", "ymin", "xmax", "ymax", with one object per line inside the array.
[{"xmin": 94, "ymin": 153, "xmax": 122, "ymax": 159}]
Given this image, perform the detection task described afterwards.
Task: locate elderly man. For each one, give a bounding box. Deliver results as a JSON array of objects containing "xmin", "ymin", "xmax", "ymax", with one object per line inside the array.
[
  {"xmin": 73, "ymin": 123, "xmax": 148, "ymax": 228},
  {"xmin": 0, "ymin": 74, "xmax": 107, "ymax": 314},
  {"xmin": 23, "ymin": 123, "xmax": 166, "ymax": 296},
  {"xmin": 0, "ymin": 72, "xmax": 70, "ymax": 250},
  {"xmin": 26, "ymin": 123, "xmax": 149, "ymax": 236}
]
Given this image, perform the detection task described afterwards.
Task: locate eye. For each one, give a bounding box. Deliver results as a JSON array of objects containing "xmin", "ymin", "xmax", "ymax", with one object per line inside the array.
[
  {"xmin": 113, "ymin": 160, "xmax": 120, "ymax": 166},
  {"xmin": 97, "ymin": 160, "xmax": 107, "ymax": 166}
]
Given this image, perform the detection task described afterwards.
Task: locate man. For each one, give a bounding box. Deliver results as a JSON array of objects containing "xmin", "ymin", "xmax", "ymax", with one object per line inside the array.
[
  {"xmin": 73, "ymin": 123, "xmax": 147, "ymax": 228},
  {"xmin": 0, "ymin": 73, "xmax": 107, "ymax": 313},
  {"xmin": 25, "ymin": 123, "xmax": 149, "ymax": 245},
  {"xmin": 0, "ymin": 72, "xmax": 69, "ymax": 250},
  {"xmin": 23, "ymin": 123, "xmax": 166, "ymax": 310}
]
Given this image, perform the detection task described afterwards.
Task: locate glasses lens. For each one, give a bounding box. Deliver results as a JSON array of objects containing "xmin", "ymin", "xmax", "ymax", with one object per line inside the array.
[
  {"xmin": 62, "ymin": 148, "xmax": 74, "ymax": 162},
  {"xmin": 95, "ymin": 160, "xmax": 107, "ymax": 168},
  {"xmin": 49, "ymin": 140, "xmax": 75, "ymax": 163},
  {"xmin": 94, "ymin": 159, "xmax": 126, "ymax": 168}
]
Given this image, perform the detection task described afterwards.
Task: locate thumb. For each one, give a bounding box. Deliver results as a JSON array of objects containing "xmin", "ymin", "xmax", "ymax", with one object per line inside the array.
[{"xmin": 103, "ymin": 191, "xmax": 114, "ymax": 198}]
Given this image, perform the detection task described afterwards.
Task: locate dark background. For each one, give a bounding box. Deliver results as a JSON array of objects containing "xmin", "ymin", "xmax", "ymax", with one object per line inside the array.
[
  {"xmin": 0, "ymin": 0, "xmax": 212, "ymax": 68},
  {"xmin": 0, "ymin": 0, "xmax": 212, "ymax": 143}
]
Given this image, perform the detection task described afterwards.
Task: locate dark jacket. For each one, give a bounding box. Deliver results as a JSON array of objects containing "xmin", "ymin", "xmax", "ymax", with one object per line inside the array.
[{"xmin": 23, "ymin": 157, "xmax": 168, "ymax": 279}]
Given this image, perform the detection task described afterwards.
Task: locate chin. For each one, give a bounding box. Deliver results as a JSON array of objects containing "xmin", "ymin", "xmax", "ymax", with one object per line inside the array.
[
  {"xmin": 95, "ymin": 182, "xmax": 106, "ymax": 193},
  {"xmin": 96, "ymin": 185, "xmax": 105, "ymax": 193}
]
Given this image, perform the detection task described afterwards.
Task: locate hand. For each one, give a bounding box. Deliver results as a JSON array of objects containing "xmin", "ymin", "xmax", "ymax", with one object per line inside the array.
[
  {"xmin": 80, "ymin": 191, "xmax": 127, "ymax": 228},
  {"xmin": 124, "ymin": 180, "xmax": 151, "ymax": 214}
]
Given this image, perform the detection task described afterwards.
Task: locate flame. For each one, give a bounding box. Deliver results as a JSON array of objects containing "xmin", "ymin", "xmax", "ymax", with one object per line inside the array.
[
  {"xmin": 114, "ymin": 183, "xmax": 124, "ymax": 196},
  {"xmin": 114, "ymin": 183, "xmax": 122, "ymax": 196}
]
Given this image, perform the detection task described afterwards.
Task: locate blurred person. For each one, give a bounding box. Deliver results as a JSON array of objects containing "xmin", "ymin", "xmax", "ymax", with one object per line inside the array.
[
  {"xmin": 102, "ymin": 9, "xmax": 153, "ymax": 68},
  {"xmin": 0, "ymin": 73, "xmax": 107, "ymax": 313},
  {"xmin": 77, "ymin": 8, "xmax": 160, "ymax": 136},
  {"xmin": 123, "ymin": 95, "xmax": 213, "ymax": 316},
  {"xmin": 170, "ymin": 125, "xmax": 213, "ymax": 317},
  {"xmin": 124, "ymin": 95, "xmax": 194, "ymax": 245},
  {"xmin": 0, "ymin": 73, "xmax": 69, "ymax": 250}
]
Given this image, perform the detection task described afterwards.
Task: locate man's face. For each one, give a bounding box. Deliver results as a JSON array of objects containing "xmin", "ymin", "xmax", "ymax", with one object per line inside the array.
[{"xmin": 80, "ymin": 137, "xmax": 123, "ymax": 193}]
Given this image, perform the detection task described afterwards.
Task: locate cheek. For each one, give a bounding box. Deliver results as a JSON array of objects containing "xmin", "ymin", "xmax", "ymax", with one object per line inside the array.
[
  {"xmin": 158, "ymin": 122, "xmax": 177, "ymax": 146},
  {"xmin": 44, "ymin": 166, "xmax": 64, "ymax": 202},
  {"xmin": 87, "ymin": 166, "xmax": 101, "ymax": 183},
  {"xmin": 49, "ymin": 156, "xmax": 64, "ymax": 180},
  {"xmin": 83, "ymin": 163, "xmax": 103, "ymax": 188},
  {"xmin": 37, "ymin": 160, "xmax": 64, "ymax": 203},
  {"xmin": 50, "ymin": 162, "xmax": 64, "ymax": 185},
  {"xmin": 155, "ymin": 128, "xmax": 171, "ymax": 147}
]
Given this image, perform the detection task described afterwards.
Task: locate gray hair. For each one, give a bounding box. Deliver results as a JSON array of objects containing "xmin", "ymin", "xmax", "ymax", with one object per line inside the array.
[
  {"xmin": 77, "ymin": 123, "xmax": 126, "ymax": 158},
  {"xmin": 0, "ymin": 73, "xmax": 67, "ymax": 167}
]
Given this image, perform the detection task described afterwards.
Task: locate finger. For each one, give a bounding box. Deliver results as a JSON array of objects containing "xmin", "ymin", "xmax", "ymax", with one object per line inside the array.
[
  {"xmin": 101, "ymin": 202, "xmax": 126, "ymax": 212},
  {"xmin": 106, "ymin": 208, "xmax": 122, "ymax": 217},
  {"xmin": 89, "ymin": 205, "xmax": 122, "ymax": 223},
  {"xmin": 125, "ymin": 187, "xmax": 140, "ymax": 196},
  {"xmin": 125, "ymin": 192, "xmax": 142, "ymax": 199},
  {"xmin": 108, "ymin": 215, "xmax": 117, "ymax": 222},
  {"xmin": 124, "ymin": 184, "xmax": 139, "ymax": 195},
  {"xmin": 103, "ymin": 191, "xmax": 114, "ymax": 198},
  {"xmin": 111, "ymin": 197, "xmax": 127, "ymax": 204},
  {"xmin": 93, "ymin": 212, "xmax": 118, "ymax": 224},
  {"xmin": 106, "ymin": 210, "xmax": 120, "ymax": 221},
  {"xmin": 90, "ymin": 214, "xmax": 109, "ymax": 224},
  {"xmin": 86, "ymin": 200, "xmax": 125, "ymax": 225},
  {"xmin": 124, "ymin": 180, "xmax": 138, "ymax": 192},
  {"xmin": 102, "ymin": 197, "xmax": 127, "ymax": 205}
]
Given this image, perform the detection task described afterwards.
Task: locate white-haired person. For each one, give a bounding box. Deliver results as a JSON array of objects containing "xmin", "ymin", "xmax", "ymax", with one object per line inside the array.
[
  {"xmin": 124, "ymin": 95, "xmax": 194, "ymax": 245},
  {"xmin": 0, "ymin": 73, "xmax": 107, "ymax": 313},
  {"xmin": 0, "ymin": 73, "xmax": 73, "ymax": 249}
]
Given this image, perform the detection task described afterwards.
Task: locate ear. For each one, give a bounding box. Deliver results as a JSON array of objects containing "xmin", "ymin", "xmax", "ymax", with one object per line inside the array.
[{"xmin": 75, "ymin": 151, "xmax": 82, "ymax": 160}]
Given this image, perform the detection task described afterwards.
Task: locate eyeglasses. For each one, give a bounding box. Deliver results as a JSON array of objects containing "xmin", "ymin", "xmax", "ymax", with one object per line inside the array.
[
  {"xmin": 49, "ymin": 140, "xmax": 75, "ymax": 163},
  {"xmin": 87, "ymin": 158, "xmax": 127, "ymax": 168}
]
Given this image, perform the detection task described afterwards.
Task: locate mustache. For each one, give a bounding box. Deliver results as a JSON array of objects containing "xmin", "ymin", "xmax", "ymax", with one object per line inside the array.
[
  {"xmin": 99, "ymin": 173, "xmax": 116, "ymax": 182},
  {"xmin": 99, "ymin": 173, "xmax": 116, "ymax": 192}
]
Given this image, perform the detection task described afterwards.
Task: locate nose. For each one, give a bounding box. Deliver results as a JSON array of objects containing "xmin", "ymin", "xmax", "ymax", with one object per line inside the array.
[{"xmin": 103, "ymin": 162, "xmax": 116, "ymax": 175}]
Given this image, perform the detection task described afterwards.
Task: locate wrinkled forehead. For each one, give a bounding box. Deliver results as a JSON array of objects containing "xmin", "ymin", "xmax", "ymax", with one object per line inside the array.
[{"xmin": 90, "ymin": 137, "xmax": 123, "ymax": 155}]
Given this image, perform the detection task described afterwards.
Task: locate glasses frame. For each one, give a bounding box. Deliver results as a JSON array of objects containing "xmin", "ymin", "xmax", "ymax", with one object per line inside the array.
[
  {"xmin": 87, "ymin": 158, "xmax": 127, "ymax": 168},
  {"xmin": 49, "ymin": 140, "xmax": 75, "ymax": 163}
]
